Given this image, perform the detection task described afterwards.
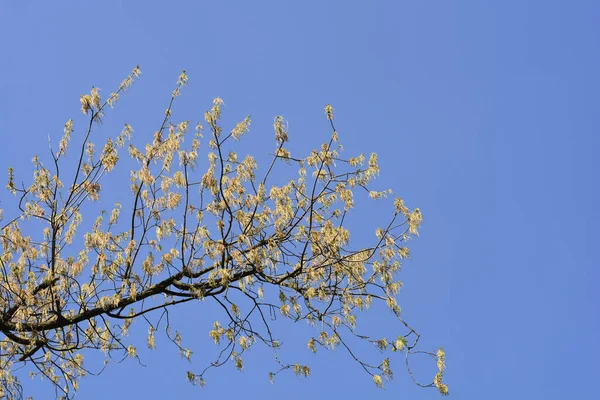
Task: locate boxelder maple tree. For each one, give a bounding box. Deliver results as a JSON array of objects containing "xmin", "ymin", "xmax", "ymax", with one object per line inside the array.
[{"xmin": 0, "ymin": 67, "xmax": 448, "ymax": 399}]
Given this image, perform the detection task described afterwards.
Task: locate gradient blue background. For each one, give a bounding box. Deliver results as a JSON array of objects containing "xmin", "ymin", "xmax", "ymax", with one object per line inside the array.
[{"xmin": 1, "ymin": 1, "xmax": 598, "ymax": 399}]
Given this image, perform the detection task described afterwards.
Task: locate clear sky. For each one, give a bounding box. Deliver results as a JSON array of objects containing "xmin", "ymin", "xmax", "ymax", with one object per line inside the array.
[{"xmin": 1, "ymin": 1, "xmax": 599, "ymax": 399}]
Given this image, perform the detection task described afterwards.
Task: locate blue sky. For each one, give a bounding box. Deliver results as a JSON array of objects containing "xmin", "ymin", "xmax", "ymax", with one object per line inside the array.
[{"xmin": 1, "ymin": 1, "xmax": 599, "ymax": 399}]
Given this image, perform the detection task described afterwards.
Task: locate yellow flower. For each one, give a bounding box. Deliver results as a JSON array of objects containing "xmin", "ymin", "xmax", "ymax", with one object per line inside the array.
[
  {"xmin": 127, "ymin": 345, "xmax": 137, "ymax": 358},
  {"xmin": 373, "ymin": 374, "xmax": 384, "ymax": 388},
  {"xmin": 80, "ymin": 94, "xmax": 92, "ymax": 114},
  {"xmin": 324, "ymin": 104, "xmax": 334, "ymax": 120}
]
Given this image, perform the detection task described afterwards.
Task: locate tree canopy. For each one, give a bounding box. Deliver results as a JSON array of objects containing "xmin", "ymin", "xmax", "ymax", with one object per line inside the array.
[{"xmin": 0, "ymin": 67, "xmax": 448, "ymax": 399}]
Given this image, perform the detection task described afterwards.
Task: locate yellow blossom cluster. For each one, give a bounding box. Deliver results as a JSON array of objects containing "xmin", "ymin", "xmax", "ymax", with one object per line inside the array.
[{"xmin": 0, "ymin": 68, "xmax": 446, "ymax": 398}]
